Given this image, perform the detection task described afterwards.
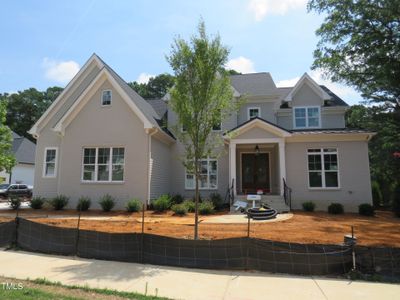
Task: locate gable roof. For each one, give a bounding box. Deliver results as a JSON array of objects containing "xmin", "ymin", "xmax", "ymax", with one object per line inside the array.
[
  {"xmin": 11, "ymin": 132, "xmax": 36, "ymax": 165},
  {"xmin": 284, "ymin": 73, "xmax": 331, "ymax": 102},
  {"xmin": 146, "ymin": 99, "xmax": 168, "ymax": 119},
  {"xmin": 230, "ymin": 73, "xmax": 278, "ymax": 97}
]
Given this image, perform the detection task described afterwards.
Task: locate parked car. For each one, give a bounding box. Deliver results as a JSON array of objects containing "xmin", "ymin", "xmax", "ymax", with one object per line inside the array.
[{"xmin": 0, "ymin": 184, "xmax": 32, "ymax": 198}]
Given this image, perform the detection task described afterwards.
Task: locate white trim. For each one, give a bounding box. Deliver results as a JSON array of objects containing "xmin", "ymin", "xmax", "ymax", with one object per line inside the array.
[
  {"xmin": 226, "ymin": 118, "xmax": 291, "ymax": 139},
  {"xmin": 42, "ymin": 147, "xmax": 58, "ymax": 178},
  {"xmin": 184, "ymin": 158, "xmax": 218, "ymax": 190},
  {"xmin": 231, "ymin": 138, "xmax": 285, "ymax": 145},
  {"xmin": 284, "ymin": 72, "xmax": 331, "ymax": 102},
  {"xmin": 278, "ymin": 140, "xmax": 286, "ymax": 196},
  {"xmin": 229, "ymin": 143, "xmax": 237, "ymax": 196},
  {"xmin": 247, "ymin": 107, "xmax": 261, "ymax": 120},
  {"xmin": 101, "ymin": 89, "xmax": 112, "ymax": 106},
  {"xmin": 293, "ymin": 106, "xmax": 321, "ymax": 129},
  {"xmin": 239, "ymin": 151, "xmax": 271, "ymax": 194},
  {"xmin": 307, "ymin": 147, "xmax": 341, "ymax": 189}
]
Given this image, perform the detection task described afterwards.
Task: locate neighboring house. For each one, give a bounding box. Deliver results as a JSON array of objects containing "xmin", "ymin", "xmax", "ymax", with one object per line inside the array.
[
  {"xmin": 0, "ymin": 131, "xmax": 36, "ymax": 185},
  {"xmin": 29, "ymin": 54, "xmax": 374, "ymax": 212}
]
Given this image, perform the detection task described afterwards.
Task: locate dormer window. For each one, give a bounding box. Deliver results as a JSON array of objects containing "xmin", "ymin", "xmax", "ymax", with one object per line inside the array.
[
  {"xmin": 101, "ymin": 90, "xmax": 112, "ymax": 106},
  {"xmin": 294, "ymin": 106, "xmax": 320, "ymax": 128},
  {"xmin": 248, "ymin": 107, "xmax": 260, "ymax": 120}
]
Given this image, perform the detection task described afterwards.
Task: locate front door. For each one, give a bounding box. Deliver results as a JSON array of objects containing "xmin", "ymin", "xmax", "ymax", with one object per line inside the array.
[{"xmin": 241, "ymin": 153, "xmax": 270, "ymax": 194}]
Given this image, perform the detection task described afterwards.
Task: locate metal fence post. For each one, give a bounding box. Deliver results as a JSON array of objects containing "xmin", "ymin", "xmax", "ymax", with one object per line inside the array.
[
  {"xmin": 141, "ymin": 204, "xmax": 145, "ymax": 263},
  {"xmin": 75, "ymin": 210, "xmax": 81, "ymax": 256}
]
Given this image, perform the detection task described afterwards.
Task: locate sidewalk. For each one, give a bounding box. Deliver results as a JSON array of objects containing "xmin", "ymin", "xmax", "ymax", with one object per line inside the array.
[{"xmin": 0, "ymin": 250, "xmax": 399, "ymax": 300}]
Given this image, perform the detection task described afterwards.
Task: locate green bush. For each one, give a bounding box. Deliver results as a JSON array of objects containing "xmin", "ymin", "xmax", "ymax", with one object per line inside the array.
[
  {"xmin": 99, "ymin": 194, "xmax": 115, "ymax": 212},
  {"xmin": 191, "ymin": 195, "xmax": 202, "ymax": 203},
  {"xmin": 77, "ymin": 197, "xmax": 91, "ymax": 211},
  {"xmin": 210, "ymin": 193, "xmax": 223, "ymax": 210},
  {"xmin": 126, "ymin": 198, "xmax": 142, "ymax": 212},
  {"xmin": 8, "ymin": 196, "xmax": 21, "ymax": 210},
  {"xmin": 171, "ymin": 194, "xmax": 184, "ymax": 205},
  {"xmin": 30, "ymin": 196, "xmax": 45, "ymax": 209},
  {"xmin": 171, "ymin": 203, "xmax": 188, "ymax": 216},
  {"xmin": 371, "ymin": 181, "xmax": 382, "ymax": 207},
  {"xmin": 50, "ymin": 195, "xmax": 69, "ymax": 210},
  {"xmin": 392, "ymin": 184, "xmax": 400, "ymax": 218},
  {"xmin": 302, "ymin": 201, "xmax": 316, "ymax": 212},
  {"xmin": 328, "ymin": 203, "xmax": 344, "ymax": 214},
  {"xmin": 152, "ymin": 194, "xmax": 171, "ymax": 212},
  {"xmin": 199, "ymin": 200, "xmax": 215, "ymax": 215},
  {"xmin": 183, "ymin": 200, "xmax": 195, "ymax": 212},
  {"xmin": 358, "ymin": 203, "xmax": 375, "ymax": 216}
]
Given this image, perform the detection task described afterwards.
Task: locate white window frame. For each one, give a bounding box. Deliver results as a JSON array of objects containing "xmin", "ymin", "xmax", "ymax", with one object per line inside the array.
[
  {"xmin": 42, "ymin": 147, "xmax": 58, "ymax": 178},
  {"xmin": 185, "ymin": 158, "xmax": 218, "ymax": 190},
  {"xmin": 101, "ymin": 90, "xmax": 112, "ymax": 106},
  {"xmin": 81, "ymin": 146, "xmax": 125, "ymax": 183},
  {"xmin": 307, "ymin": 148, "xmax": 340, "ymax": 189},
  {"xmin": 293, "ymin": 106, "xmax": 321, "ymax": 129},
  {"xmin": 247, "ymin": 107, "xmax": 261, "ymax": 120}
]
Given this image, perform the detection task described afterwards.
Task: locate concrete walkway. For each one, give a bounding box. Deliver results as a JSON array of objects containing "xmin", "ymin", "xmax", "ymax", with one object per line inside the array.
[{"xmin": 0, "ymin": 250, "xmax": 399, "ymax": 300}]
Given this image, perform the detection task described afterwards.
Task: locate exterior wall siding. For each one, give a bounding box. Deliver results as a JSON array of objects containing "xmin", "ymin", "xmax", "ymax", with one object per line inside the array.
[
  {"xmin": 291, "ymin": 83, "xmax": 323, "ymax": 107},
  {"xmin": 238, "ymin": 101, "xmax": 277, "ymax": 124},
  {"xmin": 278, "ymin": 110, "xmax": 346, "ymax": 130},
  {"xmin": 10, "ymin": 164, "xmax": 35, "ymax": 185},
  {"xmin": 150, "ymin": 136, "xmax": 171, "ymax": 200}
]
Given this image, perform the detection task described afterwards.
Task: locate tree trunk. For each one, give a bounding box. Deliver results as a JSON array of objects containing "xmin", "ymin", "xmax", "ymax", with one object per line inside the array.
[{"xmin": 194, "ymin": 158, "xmax": 199, "ymax": 240}]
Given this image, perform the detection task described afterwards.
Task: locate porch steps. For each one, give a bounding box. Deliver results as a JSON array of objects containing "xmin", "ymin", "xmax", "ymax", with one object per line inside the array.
[{"xmin": 231, "ymin": 195, "xmax": 290, "ymax": 213}]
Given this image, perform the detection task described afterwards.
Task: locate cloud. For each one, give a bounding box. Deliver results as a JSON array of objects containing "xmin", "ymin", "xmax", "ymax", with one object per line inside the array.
[
  {"xmin": 42, "ymin": 58, "xmax": 80, "ymax": 84},
  {"xmin": 276, "ymin": 70, "xmax": 362, "ymax": 103},
  {"xmin": 248, "ymin": 0, "xmax": 307, "ymax": 21},
  {"xmin": 226, "ymin": 56, "xmax": 256, "ymax": 73},
  {"xmin": 136, "ymin": 73, "xmax": 155, "ymax": 84}
]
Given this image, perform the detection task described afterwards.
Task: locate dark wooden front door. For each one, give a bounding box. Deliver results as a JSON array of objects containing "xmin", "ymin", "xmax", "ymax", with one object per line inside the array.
[{"xmin": 241, "ymin": 153, "xmax": 270, "ymax": 194}]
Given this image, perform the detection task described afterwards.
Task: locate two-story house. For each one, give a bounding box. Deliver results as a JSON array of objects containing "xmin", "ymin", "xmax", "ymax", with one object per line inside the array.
[{"xmin": 29, "ymin": 54, "xmax": 374, "ymax": 212}]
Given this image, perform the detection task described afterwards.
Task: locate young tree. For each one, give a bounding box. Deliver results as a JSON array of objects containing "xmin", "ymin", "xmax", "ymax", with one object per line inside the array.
[
  {"xmin": 308, "ymin": 0, "xmax": 400, "ymax": 110},
  {"xmin": 167, "ymin": 21, "xmax": 240, "ymax": 239},
  {"xmin": 0, "ymin": 101, "xmax": 16, "ymax": 174}
]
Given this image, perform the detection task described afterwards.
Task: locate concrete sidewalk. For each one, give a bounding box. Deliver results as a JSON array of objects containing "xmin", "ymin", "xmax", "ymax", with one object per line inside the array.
[{"xmin": 0, "ymin": 250, "xmax": 399, "ymax": 300}]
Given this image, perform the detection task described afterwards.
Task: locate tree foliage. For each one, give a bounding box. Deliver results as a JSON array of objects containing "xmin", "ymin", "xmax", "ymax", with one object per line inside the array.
[
  {"xmin": 308, "ymin": 0, "xmax": 400, "ymax": 109},
  {"xmin": 128, "ymin": 73, "xmax": 175, "ymax": 99},
  {"xmin": 167, "ymin": 21, "xmax": 240, "ymax": 239},
  {"xmin": 0, "ymin": 101, "xmax": 16, "ymax": 172}
]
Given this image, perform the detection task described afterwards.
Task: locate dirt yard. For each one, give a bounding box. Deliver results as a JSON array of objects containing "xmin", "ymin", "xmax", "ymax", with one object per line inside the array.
[{"xmin": 1, "ymin": 209, "xmax": 399, "ymax": 247}]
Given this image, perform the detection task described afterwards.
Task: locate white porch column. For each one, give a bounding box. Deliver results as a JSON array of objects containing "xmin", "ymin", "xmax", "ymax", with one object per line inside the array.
[
  {"xmin": 279, "ymin": 139, "xmax": 286, "ymax": 196},
  {"xmin": 229, "ymin": 142, "xmax": 237, "ymax": 196}
]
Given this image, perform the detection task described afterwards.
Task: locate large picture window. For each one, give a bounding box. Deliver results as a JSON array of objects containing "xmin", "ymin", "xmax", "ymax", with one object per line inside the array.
[
  {"xmin": 307, "ymin": 148, "xmax": 339, "ymax": 188},
  {"xmin": 294, "ymin": 106, "xmax": 320, "ymax": 128},
  {"xmin": 82, "ymin": 147, "xmax": 124, "ymax": 182},
  {"xmin": 185, "ymin": 158, "xmax": 218, "ymax": 190},
  {"xmin": 43, "ymin": 147, "xmax": 58, "ymax": 177}
]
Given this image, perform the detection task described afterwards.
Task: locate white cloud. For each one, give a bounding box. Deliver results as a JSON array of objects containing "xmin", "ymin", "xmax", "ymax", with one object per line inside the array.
[
  {"xmin": 42, "ymin": 58, "xmax": 80, "ymax": 85},
  {"xmin": 136, "ymin": 73, "xmax": 155, "ymax": 84},
  {"xmin": 276, "ymin": 70, "xmax": 362, "ymax": 103},
  {"xmin": 226, "ymin": 56, "xmax": 256, "ymax": 73},
  {"xmin": 248, "ymin": 0, "xmax": 307, "ymax": 21}
]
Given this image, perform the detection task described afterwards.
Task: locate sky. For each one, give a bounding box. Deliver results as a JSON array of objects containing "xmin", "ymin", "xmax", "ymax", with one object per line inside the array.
[{"xmin": 0, "ymin": 0, "xmax": 363, "ymax": 104}]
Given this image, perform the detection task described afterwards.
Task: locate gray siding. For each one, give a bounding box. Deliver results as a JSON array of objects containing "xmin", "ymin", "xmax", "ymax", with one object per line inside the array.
[
  {"xmin": 237, "ymin": 101, "xmax": 277, "ymax": 124},
  {"xmin": 291, "ymin": 83, "xmax": 323, "ymax": 107},
  {"xmin": 285, "ymin": 141, "xmax": 372, "ymax": 212},
  {"xmin": 150, "ymin": 136, "xmax": 171, "ymax": 199},
  {"xmin": 277, "ymin": 109, "xmax": 346, "ymax": 130}
]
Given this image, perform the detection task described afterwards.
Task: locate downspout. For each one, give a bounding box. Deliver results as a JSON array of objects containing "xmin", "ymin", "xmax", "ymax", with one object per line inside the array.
[{"xmin": 146, "ymin": 128, "xmax": 157, "ymax": 207}]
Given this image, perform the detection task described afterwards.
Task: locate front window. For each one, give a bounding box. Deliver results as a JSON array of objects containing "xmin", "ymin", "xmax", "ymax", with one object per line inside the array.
[
  {"xmin": 294, "ymin": 106, "xmax": 320, "ymax": 128},
  {"xmin": 248, "ymin": 107, "xmax": 260, "ymax": 120},
  {"xmin": 43, "ymin": 148, "xmax": 57, "ymax": 177},
  {"xmin": 101, "ymin": 90, "xmax": 112, "ymax": 106},
  {"xmin": 308, "ymin": 148, "xmax": 339, "ymax": 188},
  {"xmin": 82, "ymin": 147, "xmax": 125, "ymax": 182},
  {"xmin": 185, "ymin": 158, "xmax": 218, "ymax": 189}
]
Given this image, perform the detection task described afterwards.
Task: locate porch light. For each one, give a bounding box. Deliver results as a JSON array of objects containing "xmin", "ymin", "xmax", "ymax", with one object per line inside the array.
[{"xmin": 255, "ymin": 145, "xmax": 260, "ymax": 156}]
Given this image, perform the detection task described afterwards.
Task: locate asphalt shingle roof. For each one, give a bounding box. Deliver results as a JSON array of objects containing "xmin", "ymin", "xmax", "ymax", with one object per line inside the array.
[
  {"xmin": 11, "ymin": 132, "xmax": 36, "ymax": 165},
  {"xmin": 230, "ymin": 73, "xmax": 278, "ymax": 96}
]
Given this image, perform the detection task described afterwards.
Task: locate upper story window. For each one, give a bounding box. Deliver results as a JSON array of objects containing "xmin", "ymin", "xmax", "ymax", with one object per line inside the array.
[
  {"xmin": 248, "ymin": 107, "xmax": 260, "ymax": 120},
  {"xmin": 101, "ymin": 90, "xmax": 112, "ymax": 106},
  {"xmin": 294, "ymin": 106, "xmax": 320, "ymax": 128},
  {"xmin": 43, "ymin": 147, "xmax": 58, "ymax": 178},
  {"xmin": 212, "ymin": 110, "xmax": 221, "ymax": 131}
]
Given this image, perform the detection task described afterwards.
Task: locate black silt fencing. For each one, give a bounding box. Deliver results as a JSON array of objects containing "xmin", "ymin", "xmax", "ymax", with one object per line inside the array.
[{"xmin": 0, "ymin": 220, "xmax": 15, "ymax": 247}]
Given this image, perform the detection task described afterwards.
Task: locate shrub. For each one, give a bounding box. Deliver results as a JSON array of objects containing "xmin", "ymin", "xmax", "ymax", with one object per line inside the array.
[
  {"xmin": 99, "ymin": 194, "xmax": 115, "ymax": 212},
  {"xmin": 358, "ymin": 203, "xmax": 375, "ymax": 216},
  {"xmin": 191, "ymin": 195, "xmax": 202, "ymax": 203},
  {"xmin": 171, "ymin": 194, "xmax": 184, "ymax": 205},
  {"xmin": 302, "ymin": 201, "xmax": 316, "ymax": 212},
  {"xmin": 371, "ymin": 181, "xmax": 382, "ymax": 207},
  {"xmin": 77, "ymin": 197, "xmax": 91, "ymax": 212},
  {"xmin": 126, "ymin": 198, "xmax": 142, "ymax": 212},
  {"xmin": 152, "ymin": 194, "xmax": 171, "ymax": 212},
  {"xmin": 8, "ymin": 196, "xmax": 21, "ymax": 210},
  {"xmin": 328, "ymin": 203, "xmax": 344, "ymax": 214},
  {"xmin": 183, "ymin": 200, "xmax": 195, "ymax": 212},
  {"xmin": 171, "ymin": 203, "xmax": 188, "ymax": 216},
  {"xmin": 210, "ymin": 193, "xmax": 223, "ymax": 210},
  {"xmin": 199, "ymin": 200, "xmax": 215, "ymax": 215},
  {"xmin": 50, "ymin": 195, "xmax": 69, "ymax": 210},
  {"xmin": 393, "ymin": 184, "xmax": 400, "ymax": 218},
  {"xmin": 30, "ymin": 196, "xmax": 45, "ymax": 209}
]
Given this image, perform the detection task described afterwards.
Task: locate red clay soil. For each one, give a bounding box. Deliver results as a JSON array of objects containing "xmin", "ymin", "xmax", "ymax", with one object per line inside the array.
[{"xmin": 1, "ymin": 209, "xmax": 399, "ymax": 247}]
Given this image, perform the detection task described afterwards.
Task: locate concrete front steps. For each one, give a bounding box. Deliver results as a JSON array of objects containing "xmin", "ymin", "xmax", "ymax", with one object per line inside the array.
[{"xmin": 231, "ymin": 194, "xmax": 290, "ymax": 213}]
